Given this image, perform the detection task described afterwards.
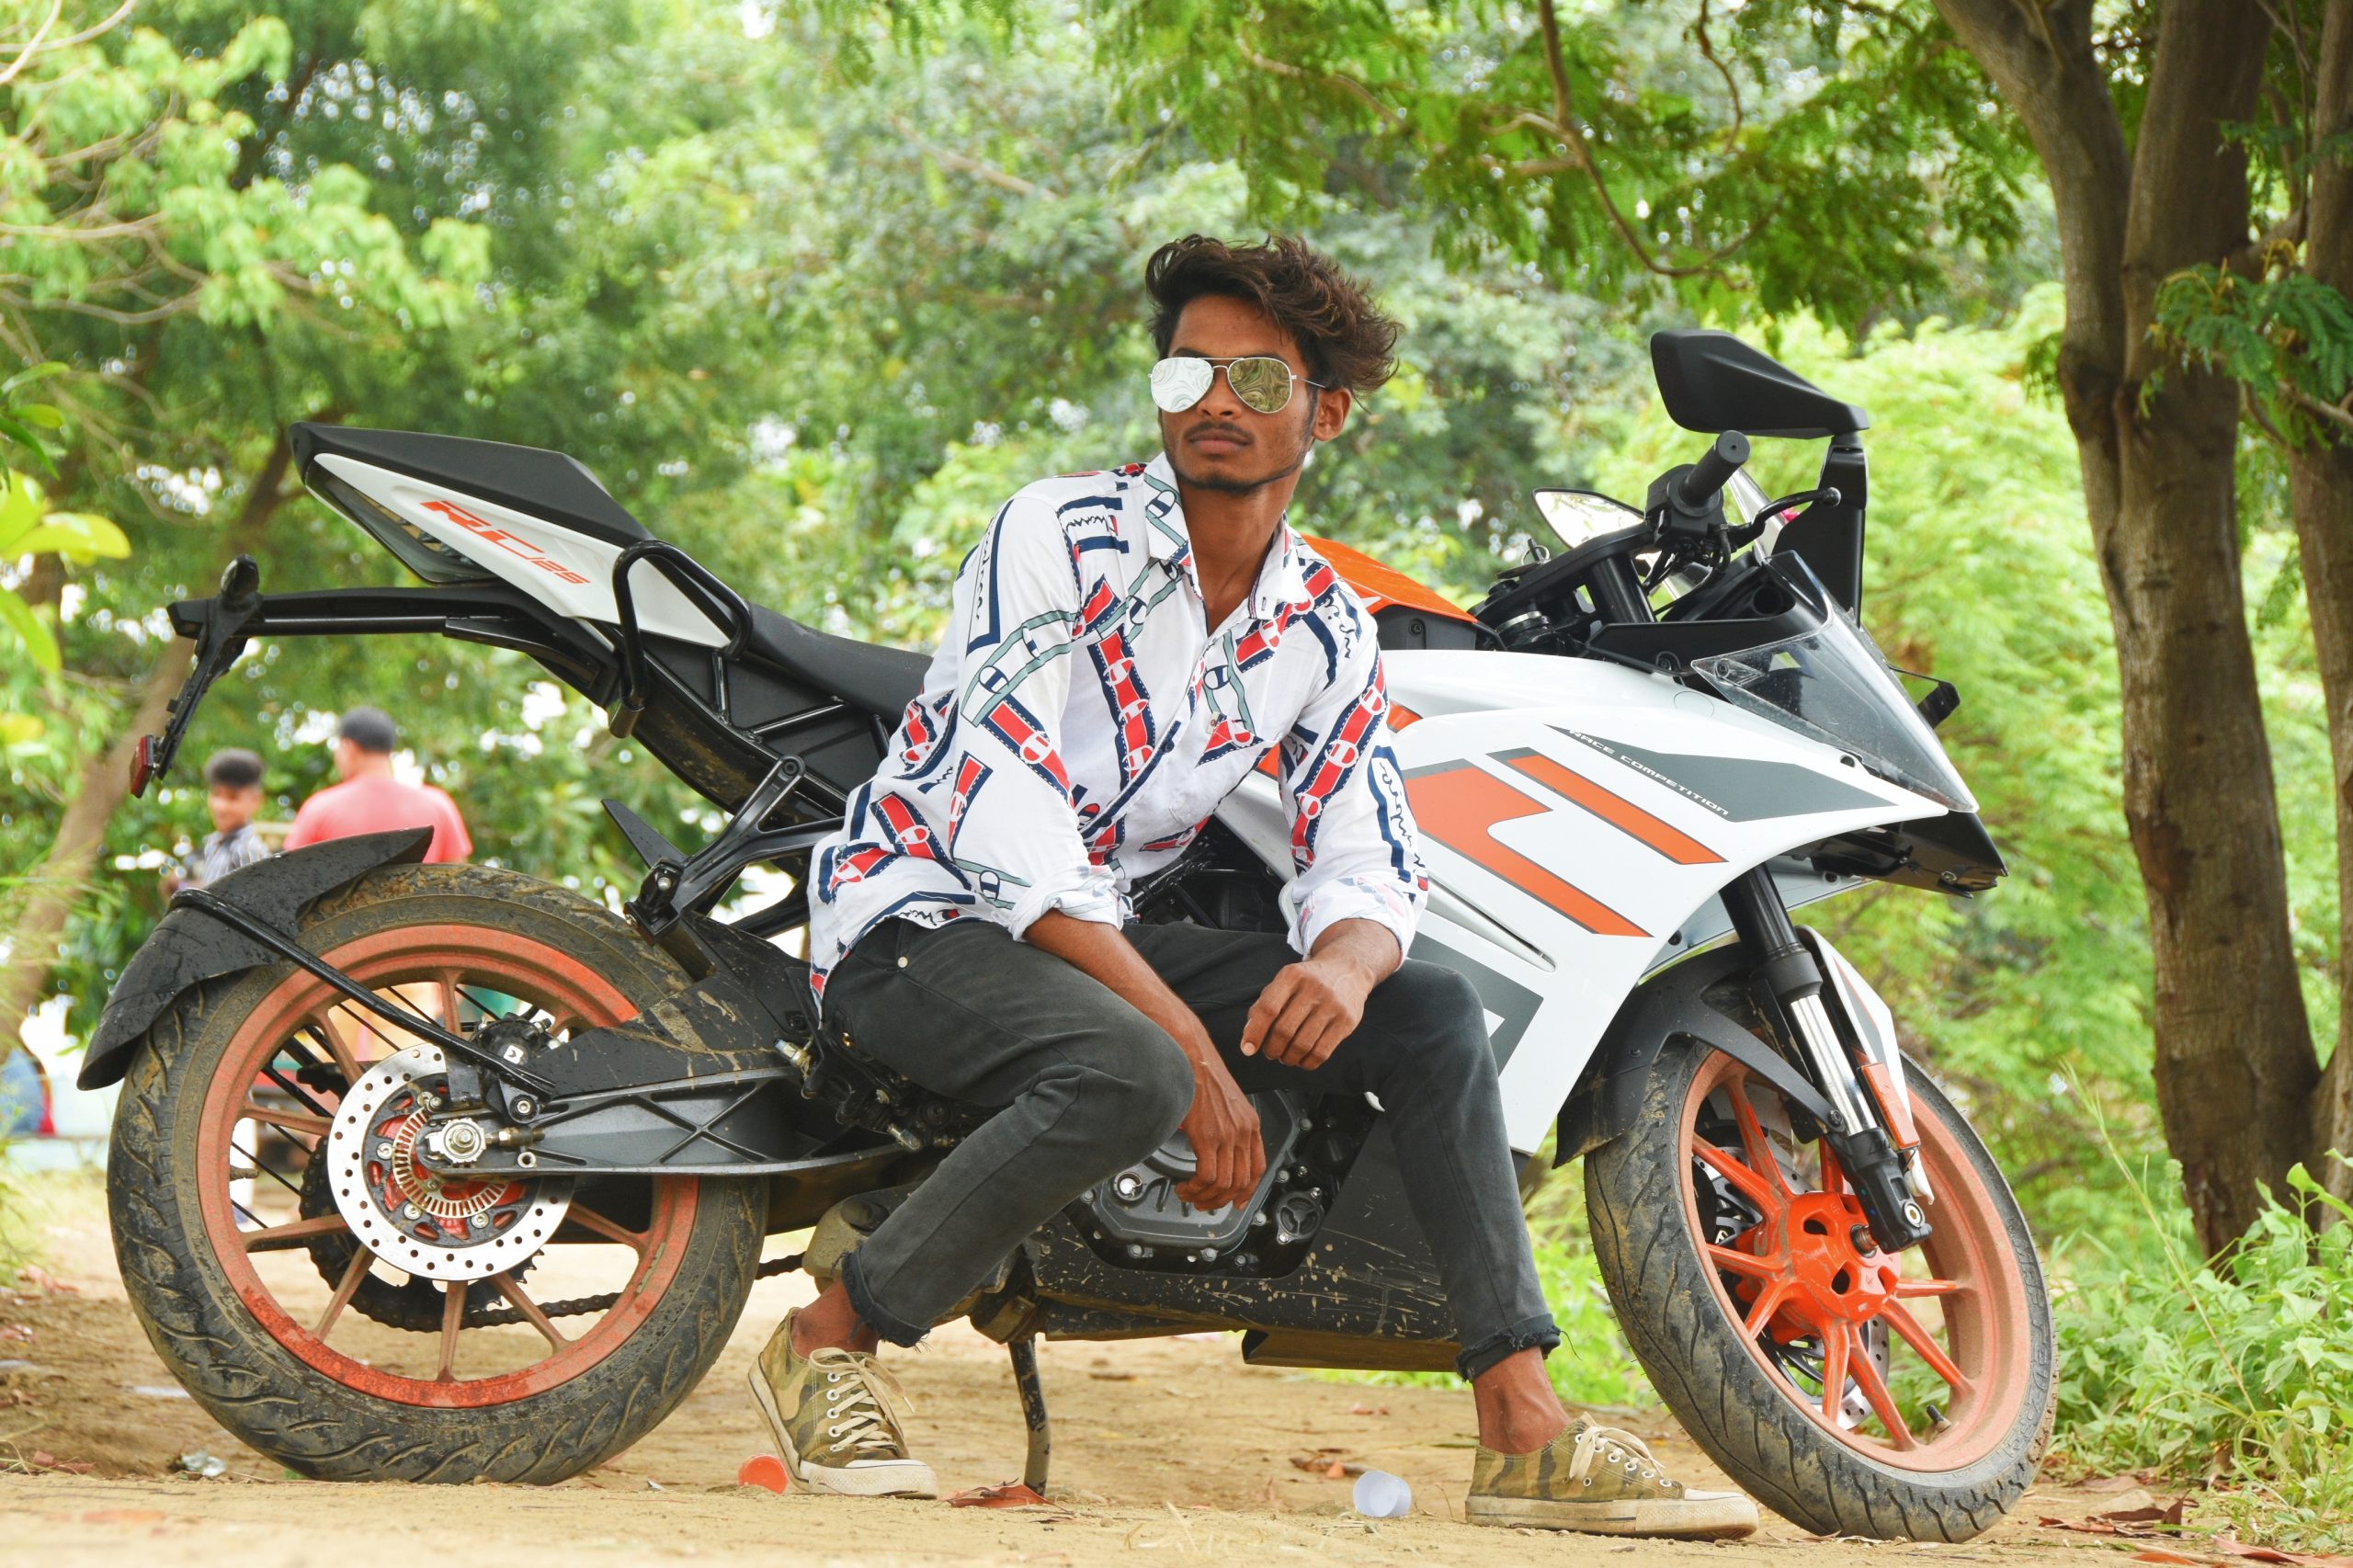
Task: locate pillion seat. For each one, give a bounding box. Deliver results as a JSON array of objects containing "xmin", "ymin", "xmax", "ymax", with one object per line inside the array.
[{"xmin": 289, "ymin": 422, "xmax": 928, "ymax": 722}]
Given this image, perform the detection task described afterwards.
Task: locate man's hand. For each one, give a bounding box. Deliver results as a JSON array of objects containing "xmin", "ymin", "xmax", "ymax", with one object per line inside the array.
[
  {"xmin": 1241, "ymin": 920, "xmax": 1402, "ymax": 1070},
  {"xmin": 1176, "ymin": 1046, "xmax": 1264, "ymax": 1210}
]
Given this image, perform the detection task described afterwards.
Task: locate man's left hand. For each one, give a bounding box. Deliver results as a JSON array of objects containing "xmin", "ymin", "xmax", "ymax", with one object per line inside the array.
[{"xmin": 1241, "ymin": 922, "xmax": 1401, "ymax": 1070}]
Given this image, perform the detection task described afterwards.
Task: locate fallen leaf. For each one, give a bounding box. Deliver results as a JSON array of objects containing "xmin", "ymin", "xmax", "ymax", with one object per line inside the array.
[
  {"xmin": 2097, "ymin": 1500, "xmax": 2191, "ymax": 1530},
  {"xmin": 28, "ymin": 1450, "xmax": 93, "ymax": 1476},
  {"xmin": 949, "ymin": 1482, "xmax": 1051, "ymax": 1508},
  {"xmin": 1347, "ymin": 1403, "xmax": 1390, "ymax": 1417},
  {"xmin": 1086, "ymin": 1370, "xmax": 1136, "ymax": 1381},
  {"xmin": 15, "ymin": 1266, "xmax": 76, "ymax": 1296},
  {"xmin": 2128, "ymin": 1551, "xmax": 2211, "ymax": 1567}
]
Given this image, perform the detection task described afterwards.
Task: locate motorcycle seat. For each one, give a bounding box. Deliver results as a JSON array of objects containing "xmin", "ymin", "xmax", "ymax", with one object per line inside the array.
[{"xmin": 739, "ymin": 605, "xmax": 928, "ymax": 722}]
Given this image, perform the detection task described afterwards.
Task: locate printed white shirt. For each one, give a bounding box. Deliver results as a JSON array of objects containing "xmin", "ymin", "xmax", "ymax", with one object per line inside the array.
[{"xmin": 808, "ymin": 453, "xmax": 1428, "ymax": 1007}]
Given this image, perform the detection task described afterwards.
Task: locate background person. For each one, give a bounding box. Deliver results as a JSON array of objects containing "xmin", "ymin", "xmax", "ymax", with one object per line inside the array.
[
  {"xmin": 161, "ymin": 748, "xmax": 273, "ymax": 896},
  {"xmin": 283, "ymin": 707, "xmax": 472, "ymax": 863}
]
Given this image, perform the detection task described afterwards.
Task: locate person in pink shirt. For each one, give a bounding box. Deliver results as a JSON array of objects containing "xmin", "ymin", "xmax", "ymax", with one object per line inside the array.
[{"xmin": 282, "ymin": 708, "xmax": 472, "ymax": 864}]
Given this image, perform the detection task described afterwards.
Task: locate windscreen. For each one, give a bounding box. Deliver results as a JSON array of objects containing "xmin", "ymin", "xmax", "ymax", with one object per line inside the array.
[{"xmin": 1691, "ymin": 563, "xmax": 1976, "ymax": 812}]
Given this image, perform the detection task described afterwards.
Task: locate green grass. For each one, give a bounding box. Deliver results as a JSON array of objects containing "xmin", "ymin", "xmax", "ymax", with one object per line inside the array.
[{"xmin": 2051, "ymin": 1094, "xmax": 2353, "ymax": 1551}]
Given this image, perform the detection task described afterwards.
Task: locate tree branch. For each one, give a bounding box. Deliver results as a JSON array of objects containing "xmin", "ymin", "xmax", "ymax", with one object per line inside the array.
[
  {"xmin": 884, "ymin": 112, "xmax": 1060, "ymax": 201},
  {"xmin": 1690, "ymin": 0, "xmax": 1745, "ymax": 153},
  {"xmin": 0, "ymin": 1, "xmax": 62, "ymax": 90}
]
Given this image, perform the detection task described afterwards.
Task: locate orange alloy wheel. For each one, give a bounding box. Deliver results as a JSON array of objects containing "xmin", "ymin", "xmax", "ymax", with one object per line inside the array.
[
  {"xmin": 1677, "ymin": 1049, "xmax": 2038, "ymax": 1471},
  {"xmin": 194, "ymin": 922, "xmax": 701, "ymax": 1408}
]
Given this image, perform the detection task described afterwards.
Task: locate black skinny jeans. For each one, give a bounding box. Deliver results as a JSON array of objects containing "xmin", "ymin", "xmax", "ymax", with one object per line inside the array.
[{"xmin": 821, "ymin": 915, "xmax": 1561, "ymax": 1381}]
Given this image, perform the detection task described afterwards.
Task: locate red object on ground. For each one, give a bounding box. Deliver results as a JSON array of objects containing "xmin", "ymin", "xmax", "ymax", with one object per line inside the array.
[
  {"xmin": 947, "ymin": 1482, "xmax": 1048, "ymax": 1508},
  {"xmin": 736, "ymin": 1454, "xmax": 790, "ymax": 1494},
  {"xmin": 282, "ymin": 776, "xmax": 473, "ymax": 863}
]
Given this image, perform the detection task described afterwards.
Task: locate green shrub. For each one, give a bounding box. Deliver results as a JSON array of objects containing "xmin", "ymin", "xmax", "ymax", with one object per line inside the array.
[{"xmin": 2053, "ymin": 1160, "xmax": 2353, "ymax": 1551}]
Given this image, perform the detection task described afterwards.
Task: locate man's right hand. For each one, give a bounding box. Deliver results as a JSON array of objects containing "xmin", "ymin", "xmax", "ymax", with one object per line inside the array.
[
  {"xmin": 1022, "ymin": 912, "xmax": 1266, "ymax": 1210},
  {"xmin": 1176, "ymin": 1043, "xmax": 1264, "ymax": 1210}
]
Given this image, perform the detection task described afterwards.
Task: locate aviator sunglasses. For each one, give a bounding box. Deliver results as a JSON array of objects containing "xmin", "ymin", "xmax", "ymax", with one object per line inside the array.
[{"xmin": 1150, "ymin": 355, "xmax": 1329, "ymax": 416}]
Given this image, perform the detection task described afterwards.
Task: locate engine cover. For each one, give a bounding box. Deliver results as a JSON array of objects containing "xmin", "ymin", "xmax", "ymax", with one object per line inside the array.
[{"xmin": 1078, "ymin": 1092, "xmax": 1303, "ymax": 1256}]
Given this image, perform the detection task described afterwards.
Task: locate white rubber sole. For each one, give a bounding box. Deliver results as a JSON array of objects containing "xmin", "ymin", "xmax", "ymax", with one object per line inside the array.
[
  {"xmin": 745, "ymin": 1368, "xmax": 938, "ymax": 1498},
  {"xmin": 1466, "ymin": 1491, "xmax": 1759, "ymax": 1539}
]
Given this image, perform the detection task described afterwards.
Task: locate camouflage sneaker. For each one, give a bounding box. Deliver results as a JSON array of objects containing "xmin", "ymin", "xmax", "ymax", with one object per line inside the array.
[
  {"xmin": 746, "ymin": 1310, "xmax": 936, "ymax": 1497},
  {"xmin": 1466, "ymin": 1416, "xmax": 1758, "ymax": 1539}
]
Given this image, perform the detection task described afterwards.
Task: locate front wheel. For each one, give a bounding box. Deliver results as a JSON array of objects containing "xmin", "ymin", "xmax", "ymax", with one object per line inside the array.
[
  {"xmin": 1585, "ymin": 1034, "xmax": 2053, "ymax": 1540},
  {"xmin": 106, "ymin": 863, "xmax": 767, "ymax": 1483}
]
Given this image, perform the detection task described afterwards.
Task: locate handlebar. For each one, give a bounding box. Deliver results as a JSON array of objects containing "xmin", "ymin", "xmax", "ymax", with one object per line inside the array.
[{"xmin": 1673, "ymin": 429, "xmax": 1752, "ymax": 513}]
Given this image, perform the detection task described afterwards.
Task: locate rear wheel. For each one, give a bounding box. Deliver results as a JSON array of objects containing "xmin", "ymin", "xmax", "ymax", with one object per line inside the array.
[
  {"xmin": 107, "ymin": 863, "xmax": 767, "ymax": 1483},
  {"xmin": 1585, "ymin": 1034, "xmax": 2052, "ymax": 1540}
]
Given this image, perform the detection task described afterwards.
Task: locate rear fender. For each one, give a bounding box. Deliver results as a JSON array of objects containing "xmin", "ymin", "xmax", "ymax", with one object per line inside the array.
[{"xmin": 77, "ymin": 827, "xmax": 433, "ymax": 1090}]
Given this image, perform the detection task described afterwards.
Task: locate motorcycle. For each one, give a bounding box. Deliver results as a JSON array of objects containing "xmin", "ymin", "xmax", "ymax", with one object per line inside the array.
[{"xmin": 86, "ymin": 328, "xmax": 2051, "ymax": 1538}]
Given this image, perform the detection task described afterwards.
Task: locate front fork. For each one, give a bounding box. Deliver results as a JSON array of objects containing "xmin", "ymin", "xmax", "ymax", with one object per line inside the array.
[{"xmin": 1720, "ymin": 867, "xmax": 1934, "ymax": 1253}]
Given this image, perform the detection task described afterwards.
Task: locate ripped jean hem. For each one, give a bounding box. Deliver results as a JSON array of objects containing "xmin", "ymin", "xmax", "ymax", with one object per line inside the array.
[
  {"xmin": 839, "ymin": 1247, "xmax": 930, "ymax": 1348},
  {"xmin": 1456, "ymin": 1313, "xmax": 1563, "ymax": 1383}
]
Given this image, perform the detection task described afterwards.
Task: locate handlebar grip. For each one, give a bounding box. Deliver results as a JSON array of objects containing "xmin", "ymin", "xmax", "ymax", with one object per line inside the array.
[{"xmin": 1673, "ymin": 430, "xmax": 1752, "ymax": 512}]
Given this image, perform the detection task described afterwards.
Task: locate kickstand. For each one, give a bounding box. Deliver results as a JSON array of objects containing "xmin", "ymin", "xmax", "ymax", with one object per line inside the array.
[{"xmin": 1009, "ymin": 1336, "xmax": 1051, "ymax": 1494}]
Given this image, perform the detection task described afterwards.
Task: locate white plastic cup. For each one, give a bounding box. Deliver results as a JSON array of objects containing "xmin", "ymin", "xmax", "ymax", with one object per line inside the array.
[{"xmin": 1352, "ymin": 1468, "xmax": 1412, "ymax": 1518}]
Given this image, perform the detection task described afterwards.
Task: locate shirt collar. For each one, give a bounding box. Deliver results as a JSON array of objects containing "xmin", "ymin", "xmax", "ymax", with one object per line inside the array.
[{"xmin": 1139, "ymin": 453, "xmax": 1314, "ymax": 622}]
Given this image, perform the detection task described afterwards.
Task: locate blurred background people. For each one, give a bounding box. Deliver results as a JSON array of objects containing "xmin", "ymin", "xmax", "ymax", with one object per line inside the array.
[
  {"xmin": 161, "ymin": 748, "xmax": 274, "ymax": 897},
  {"xmin": 284, "ymin": 707, "xmax": 472, "ymax": 863}
]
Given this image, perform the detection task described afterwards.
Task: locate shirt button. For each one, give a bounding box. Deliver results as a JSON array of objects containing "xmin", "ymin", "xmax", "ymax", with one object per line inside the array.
[{"xmin": 898, "ymin": 956, "xmax": 909, "ymax": 968}]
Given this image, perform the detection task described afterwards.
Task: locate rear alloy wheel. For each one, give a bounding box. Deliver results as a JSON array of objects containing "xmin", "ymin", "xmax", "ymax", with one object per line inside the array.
[
  {"xmin": 1585, "ymin": 1035, "xmax": 2052, "ymax": 1540},
  {"xmin": 108, "ymin": 864, "xmax": 766, "ymax": 1482}
]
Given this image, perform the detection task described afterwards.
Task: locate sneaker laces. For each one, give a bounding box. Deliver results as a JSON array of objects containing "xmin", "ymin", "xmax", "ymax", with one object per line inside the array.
[
  {"xmin": 807, "ymin": 1346, "xmax": 917, "ymax": 1460},
  {"xmin": 1566, "ymin": 1420, "xmax": 1664, "ymax": 1484}
]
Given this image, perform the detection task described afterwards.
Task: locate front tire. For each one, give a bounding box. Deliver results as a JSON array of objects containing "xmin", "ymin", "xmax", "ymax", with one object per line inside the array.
[
  {"xmin": 107, "ymin": 863, "xmax": 767, "ymax": 1483},
  {"xmin": 1584, "ymin": 1033, "xmax": 2052, "ymax": 1540}
]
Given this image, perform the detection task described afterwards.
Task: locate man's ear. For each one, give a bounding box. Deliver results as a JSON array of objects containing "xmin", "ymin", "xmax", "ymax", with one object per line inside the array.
[{"xmin": 1311, "ymin": 385, "xmax": 1352, "ymax": 442}]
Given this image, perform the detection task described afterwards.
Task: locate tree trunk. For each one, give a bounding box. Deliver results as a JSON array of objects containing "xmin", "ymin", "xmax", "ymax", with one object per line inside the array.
[
  {"xmin": 2295, "ymin": 0, "xmax": 2353, "ymax": 1205},
  {"xmin": 0, "ymin": 431, "xmax": 294, "ymax": 1055},
  {"xmin": 0, "ymin": 647, "xmax": 191, "ymax": 1052},
  {"xmin": 1938, "ymin": 0, "xmax": 2312, "ymax": 1253}
]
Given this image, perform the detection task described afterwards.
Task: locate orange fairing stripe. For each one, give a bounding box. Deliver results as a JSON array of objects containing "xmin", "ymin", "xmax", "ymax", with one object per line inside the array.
[
  {"xmin": 1405, "ymin": 765, "xmax": 1650, "ymax": 937},
  {"xmin": 1302, "ymin": 535, "xmax": 1480, "ymax": 625},
  {"xmin": 1502, "ymin": 752, "xmax": 1722, "ymax": 866},
  {"xmin": 1860, "ymin": 1061, "xmax": 1919, "ymax": 1148}
]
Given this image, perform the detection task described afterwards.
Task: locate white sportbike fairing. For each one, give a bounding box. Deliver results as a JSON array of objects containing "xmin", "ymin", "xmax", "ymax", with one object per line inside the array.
[{"xmin": 1215, "ymin": 648, "xmax": 1930, "ymax": 1153}]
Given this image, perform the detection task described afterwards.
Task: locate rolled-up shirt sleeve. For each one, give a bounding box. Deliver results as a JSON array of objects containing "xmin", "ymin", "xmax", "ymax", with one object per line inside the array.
[
  {"xmin": 951, "ymin": 494, "xmax": 1124, "ymax": 941},
  {"xmin": 1276, "ymin": 610, "xmax": 1429, "ymax": 960}
]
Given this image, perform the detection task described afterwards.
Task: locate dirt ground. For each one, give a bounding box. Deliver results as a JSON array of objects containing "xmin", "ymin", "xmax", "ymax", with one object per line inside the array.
[{"xmin": 0, "ymin": 1165, "xmax": 2151, "ymax": 1568}]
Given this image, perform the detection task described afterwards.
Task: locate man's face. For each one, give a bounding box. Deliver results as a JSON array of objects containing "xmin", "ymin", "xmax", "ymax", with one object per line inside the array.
[
  {"xmin": 1158, "ymin": 295, "xmax": 1353, "ymax": 497},
  {"xmin": 209, "ymin": 784, "xmax": 259, "ymax": 834}
]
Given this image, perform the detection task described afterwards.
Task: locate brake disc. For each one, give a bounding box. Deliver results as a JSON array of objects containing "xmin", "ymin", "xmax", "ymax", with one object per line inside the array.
[{"xmin": 319, "ymin": 1045, "xmax": 572, "ymax": 1283}]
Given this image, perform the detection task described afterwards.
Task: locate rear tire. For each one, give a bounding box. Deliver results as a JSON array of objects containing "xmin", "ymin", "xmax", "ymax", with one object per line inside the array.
[
  {"xmin": 1584, "ymin": 1034, "xmax": 2052, "ymax": 1540},
  {"xmin": 107, "ymin": 863, "xmax": 767, "ymax": 1483}
]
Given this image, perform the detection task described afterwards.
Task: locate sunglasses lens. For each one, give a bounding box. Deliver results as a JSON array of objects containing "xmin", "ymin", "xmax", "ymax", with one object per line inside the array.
[
  {"xmin": 1227, "ymin": 357, "xmax": 1295, "ymax": 414},
  {"xmin": 1150, "ymin": 358, "xmax": 1214, "ymax": 413}
]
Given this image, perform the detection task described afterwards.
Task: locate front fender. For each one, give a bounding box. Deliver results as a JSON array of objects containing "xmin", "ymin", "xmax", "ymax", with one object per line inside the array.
[
  {"xmin": 77, "ymin": 827, "xmax": 433, "ymax": 1090},
  {"xmin": 1553, "ymin": 935, "xmax": 1876, "ymax": 1165}
]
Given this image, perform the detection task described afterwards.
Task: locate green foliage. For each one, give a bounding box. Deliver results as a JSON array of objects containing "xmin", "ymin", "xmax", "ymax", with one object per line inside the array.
[
  {"xmin": 2054, "ymin": 1123, "xmax": 2353, "ymax": 1551},
  {"xmin": 2152, "ymin": 262, "xmax": 2353, "ymax": 449}
]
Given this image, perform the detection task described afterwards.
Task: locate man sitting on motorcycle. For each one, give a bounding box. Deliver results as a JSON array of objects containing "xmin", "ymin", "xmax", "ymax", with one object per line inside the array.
[{"xmin": 754, "ymin": 233, "xmax": 1757, "ymax": 1540}]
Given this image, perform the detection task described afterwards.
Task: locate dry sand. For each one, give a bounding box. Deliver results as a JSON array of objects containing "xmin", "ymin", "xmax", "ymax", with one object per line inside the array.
[{"xmin": 0, "ymin": 1165, "xmax": 2138, "ymax": 1566}]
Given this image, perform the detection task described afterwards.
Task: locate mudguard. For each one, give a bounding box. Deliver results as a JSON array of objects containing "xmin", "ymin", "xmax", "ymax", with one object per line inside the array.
[
  {"xmin": 1554, "ymin": 933, "xmax": 1898, "ymax": 1165},
  {"xmin": 1562, "ymin": 941, "xmax": 1835, "ymax": 1158},
  {"xmin": 77, "ymin": 827, "xmax": 433, "ymax": 1090}
]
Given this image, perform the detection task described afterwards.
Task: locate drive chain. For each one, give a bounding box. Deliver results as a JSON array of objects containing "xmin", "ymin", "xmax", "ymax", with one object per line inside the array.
[{"xmin": 461, "ymin": 1252, "xmax": 804, "ymax": 1327}]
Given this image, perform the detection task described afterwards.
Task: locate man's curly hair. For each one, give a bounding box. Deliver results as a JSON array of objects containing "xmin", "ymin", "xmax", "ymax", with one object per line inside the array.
[{"xmin": 1144, "ymin": 234, "xmax": 1400, "ymax": 396}]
